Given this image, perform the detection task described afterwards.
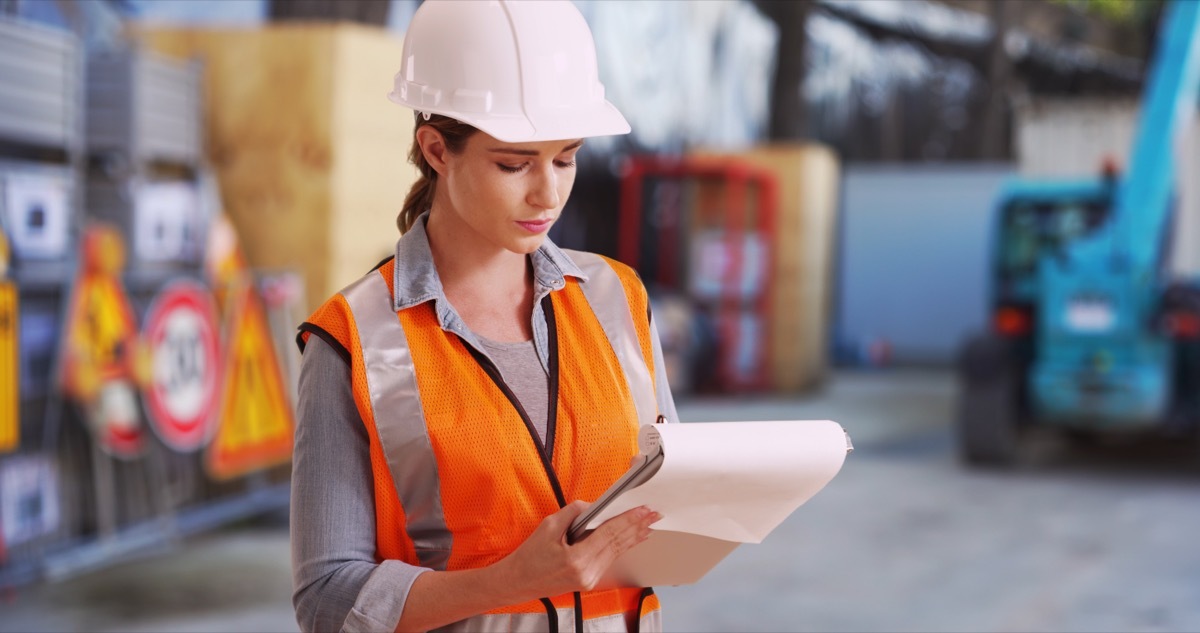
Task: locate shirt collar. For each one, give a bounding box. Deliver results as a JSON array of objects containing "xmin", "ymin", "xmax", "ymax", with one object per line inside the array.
[{"xmin": 391, "ymin": 212, "xmax": 589, "ymax": 316}]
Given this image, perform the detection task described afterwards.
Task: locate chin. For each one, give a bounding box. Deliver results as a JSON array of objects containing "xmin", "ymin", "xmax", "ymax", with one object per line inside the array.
[{"xmin": 508, "ymin": 235, "xmax": 547, "ymax": 255}]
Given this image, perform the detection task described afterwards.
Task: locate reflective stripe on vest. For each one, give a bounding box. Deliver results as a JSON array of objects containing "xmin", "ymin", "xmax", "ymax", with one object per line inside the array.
[
  {"xmin": 342, "ymin": 271, "xmax": 454, "ymax": 570},
  {"xmin": 564, "ymin": 250, "xmax": 657, "ymax": 426}
]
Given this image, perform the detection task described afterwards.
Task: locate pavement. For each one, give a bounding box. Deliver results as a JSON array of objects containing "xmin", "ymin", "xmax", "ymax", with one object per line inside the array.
[{"xmin": 3, "ymin": 368, "xmax": 1200, "ymax": 632}]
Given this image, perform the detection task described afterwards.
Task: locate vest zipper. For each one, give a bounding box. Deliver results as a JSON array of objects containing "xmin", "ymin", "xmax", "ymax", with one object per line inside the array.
[{"xmin": 543, "ymin": 295, "xmax": 561, "ymax": 463}]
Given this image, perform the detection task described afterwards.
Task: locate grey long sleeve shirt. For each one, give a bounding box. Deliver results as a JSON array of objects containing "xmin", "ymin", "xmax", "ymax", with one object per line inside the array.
[{"xmin": 291, "ymin": 217, "xmax": 679, "ymax": 633}]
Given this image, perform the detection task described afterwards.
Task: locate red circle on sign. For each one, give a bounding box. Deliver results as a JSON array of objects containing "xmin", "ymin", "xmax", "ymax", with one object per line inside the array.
[{"xmin": 142, "ymin": 280, "xmax": 221, "ymax": 452}]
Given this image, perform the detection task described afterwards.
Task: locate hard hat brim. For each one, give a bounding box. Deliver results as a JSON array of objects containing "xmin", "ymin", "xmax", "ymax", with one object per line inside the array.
[{"xmin": 388, "ymin": 92, "xmax": 631, "ymax": 144}]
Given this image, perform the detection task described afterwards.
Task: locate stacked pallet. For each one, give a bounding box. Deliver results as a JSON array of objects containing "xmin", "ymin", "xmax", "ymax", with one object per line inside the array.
[{"xmin": 136, "ymin": 24, "xmax": 418, "ymax": 313}]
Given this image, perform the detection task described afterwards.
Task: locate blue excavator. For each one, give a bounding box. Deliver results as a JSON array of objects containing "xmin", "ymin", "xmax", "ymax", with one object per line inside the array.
[{"xmin": 958, "ymin": 0, "xmax": 1200, "ymax": 465}]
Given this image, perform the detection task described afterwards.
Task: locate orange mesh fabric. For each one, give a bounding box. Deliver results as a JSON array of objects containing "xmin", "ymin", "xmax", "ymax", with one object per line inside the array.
[
  {"xmin": 550, "ymin": 280, "xmax": 641, "ymax": 500},
  {"xmin": 401, "ymin": 301, "xmax": 562, "ymax": 572},
  {"xmin": 491, "ymin": 588, "xmax": 652, "ymax": 619},
  {"xmin": 301, "ymin": 294, "xmax": 353, "ymax": 351},
  {"xmin": 591, "ymin": 587, "xmax": 650, "ymax": 618},
  {"xmin": 400, "ymin": 271, "xmax": 643, "ymax": 616},
  {"xmin": 640, "ymin": 591, "xmax": 661, "ymax": 616}
]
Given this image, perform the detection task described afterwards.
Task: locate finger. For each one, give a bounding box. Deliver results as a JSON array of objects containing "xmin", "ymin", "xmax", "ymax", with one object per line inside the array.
[
  {"xmin": 592, "ymin": 519, "xmax": 649, "ymax": 575},
  {"xmin": 588, "ymin": 506, "xmax": 654, "ymax": 555},
  {"xmin": 544, "ymin": 500, "xmax": 589, "ymax": 538},
  {"xmin": 646, "ymin": 510, "xmax": 663, "ymax": 527},
  {"xmin": 557, "ymin": 500, "xmax": 588, "ymax": 521},
  {"xmin": 567, "ymin": 503, "xmax": 647, "ymax": 548},
  {"xmin": 619, "ymin": 507, "xmax": 661, "ymax": 542},
  {"xmin": 610, "ymin": 505, "xmax": 657, "ymax": 530}
]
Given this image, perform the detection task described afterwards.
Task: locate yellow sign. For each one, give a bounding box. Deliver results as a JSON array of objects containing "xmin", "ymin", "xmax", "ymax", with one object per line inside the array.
[
  {"xmin": 206, "ymin": 283, "xmax": 294, "ymax": 480},
  {"xmin": 0, "ymin": 280, "xmax": 17, "ymax": 453}
]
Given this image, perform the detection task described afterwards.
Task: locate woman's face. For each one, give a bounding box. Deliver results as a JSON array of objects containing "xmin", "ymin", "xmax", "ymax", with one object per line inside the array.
[{"xmin": 435, "ymin": 130, "xmax": 582, "ymax": 255}]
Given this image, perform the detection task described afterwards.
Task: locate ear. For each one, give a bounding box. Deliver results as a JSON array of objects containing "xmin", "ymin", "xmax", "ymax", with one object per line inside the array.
[{"xmin": 416, "ymin": 126, "xmax": 451, "ymax": 176}]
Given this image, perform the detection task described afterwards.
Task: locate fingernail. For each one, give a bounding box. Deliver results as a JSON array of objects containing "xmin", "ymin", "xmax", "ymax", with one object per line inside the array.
[{"xmin": 650, "ymin": 512, "xmax": 663, "ymax": 522}]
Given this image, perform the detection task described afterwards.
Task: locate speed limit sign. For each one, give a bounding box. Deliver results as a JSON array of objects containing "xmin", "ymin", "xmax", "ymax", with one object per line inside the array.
[{"xmin": 142, "ymin": 280, "xmax": 221, "ymax": 452}]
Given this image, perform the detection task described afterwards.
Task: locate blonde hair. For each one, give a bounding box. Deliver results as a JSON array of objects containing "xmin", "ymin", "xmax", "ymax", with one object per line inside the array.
[{"xmin": 398, "ymin": 114, "xmax": 479, "ymax": 233}]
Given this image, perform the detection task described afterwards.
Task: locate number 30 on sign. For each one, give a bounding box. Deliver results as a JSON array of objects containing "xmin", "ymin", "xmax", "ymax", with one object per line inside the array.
[{"xmin": 141, "ymin": 280, "xmax": 221, "ymax": 452}]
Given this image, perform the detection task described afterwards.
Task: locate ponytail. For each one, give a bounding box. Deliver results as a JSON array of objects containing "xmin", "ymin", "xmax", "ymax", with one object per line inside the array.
[
  {"xmin": 397, "ymin": 114, "xmax": 479, "ymax": 234},
  {"xmin": 398, "ymin": 151, "xmax": 437, "ymax": 234}
]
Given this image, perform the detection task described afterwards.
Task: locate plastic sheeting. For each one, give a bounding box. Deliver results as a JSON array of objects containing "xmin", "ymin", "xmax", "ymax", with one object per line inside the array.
[
  {"xmin": 578, "ymin": 0, "xmax": 778, "ymax": 153},
  {"xmin": 805, "ymin": 11, "xmax": 986, "ymax": 161},
  {"xmin": 822, "ymin": 0, "xmax": 991, "ymax": 47}
]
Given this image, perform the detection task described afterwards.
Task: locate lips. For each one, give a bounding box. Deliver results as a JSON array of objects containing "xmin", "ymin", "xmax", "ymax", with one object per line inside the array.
[{"xmin": 516, "ymin": 218, "xmax": 554, "ymax": 233}]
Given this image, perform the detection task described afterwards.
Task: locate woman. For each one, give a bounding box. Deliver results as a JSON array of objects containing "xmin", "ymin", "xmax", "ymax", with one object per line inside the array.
[{"xmin": 291, "ymin": 1, "xmax": 678, "ymax": 631}]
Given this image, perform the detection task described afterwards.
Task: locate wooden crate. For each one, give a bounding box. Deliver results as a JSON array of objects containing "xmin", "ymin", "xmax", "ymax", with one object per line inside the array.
[
  {"xmin": 692, "ymin": 144, "xmax": 840, "ymax": 392},
  {"xmin": 135, "ymin": 24, "xmax": 416, "ymax": 313}
]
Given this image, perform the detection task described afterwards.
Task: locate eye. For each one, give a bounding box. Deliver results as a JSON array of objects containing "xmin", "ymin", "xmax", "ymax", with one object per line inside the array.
[
  {"xmin": 554, "ymin": 159, "xmax": 577, "ymax": 169},
  {"xmin": 497, "ymin": 163, "xmax": 527, "ymax": 173}
]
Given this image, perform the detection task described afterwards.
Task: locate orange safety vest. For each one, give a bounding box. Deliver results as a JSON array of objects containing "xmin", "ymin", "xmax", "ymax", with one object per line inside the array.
[{"xmin": 299, "ymin": 251, "xmax": 663, "ymax": 632}]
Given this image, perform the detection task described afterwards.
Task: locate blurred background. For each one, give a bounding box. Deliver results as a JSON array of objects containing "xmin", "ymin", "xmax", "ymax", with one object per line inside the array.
[{"xmin": 1, "ymin": 0, "xmax": 1199, "ymax": 631}]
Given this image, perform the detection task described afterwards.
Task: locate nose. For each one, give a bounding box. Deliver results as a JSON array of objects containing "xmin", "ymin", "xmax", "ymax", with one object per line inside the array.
[{"xmin": 527, "ymin": 163, "xmax": 561, "ymax": 210}]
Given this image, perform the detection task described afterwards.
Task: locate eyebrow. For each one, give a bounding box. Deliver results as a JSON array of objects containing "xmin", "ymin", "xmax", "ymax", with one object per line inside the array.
[{"xmin": 488, "ymin": 140, "xmax": 584, "ymax": 156}]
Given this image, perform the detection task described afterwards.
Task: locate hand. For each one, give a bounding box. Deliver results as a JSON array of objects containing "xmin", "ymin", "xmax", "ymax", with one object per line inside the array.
[{"xmin": 495, "ymin": 501, "xmax": 661, "ymax": 599}]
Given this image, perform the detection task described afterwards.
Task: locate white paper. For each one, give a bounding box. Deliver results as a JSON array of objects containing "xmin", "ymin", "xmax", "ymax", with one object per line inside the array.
[
  {"xmin": 585, "ymin": 420, "xmax": 849, "ymax": 544},
  {"xmin": 600, "ymin": 529, "xmax": 740, "ymax": 588}
]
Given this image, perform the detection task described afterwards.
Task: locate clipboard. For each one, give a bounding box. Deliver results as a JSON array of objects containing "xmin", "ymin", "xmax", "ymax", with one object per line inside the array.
[
  {"xmin": 565, "ymin": 419, "xmax": 851, "ymax": 587},
  {"xmin": 567, "ymin": 445, "xmax": 665, "ymax": 544}
]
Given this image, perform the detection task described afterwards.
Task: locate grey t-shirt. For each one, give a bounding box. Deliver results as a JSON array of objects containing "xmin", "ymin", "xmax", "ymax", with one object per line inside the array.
[{"xmin": 478, "ymin": 335, "xmax": 549, "ymax": 444}]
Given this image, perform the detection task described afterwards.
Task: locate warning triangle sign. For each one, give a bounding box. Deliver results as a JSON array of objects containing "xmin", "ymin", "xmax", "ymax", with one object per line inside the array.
[
  {"xmin": 60, "ymin": 226, "xmax": 148, "ymax": 459},
  {"xmin": 206, "ymin": 283, "xmax": 294, "ymax": 480}
]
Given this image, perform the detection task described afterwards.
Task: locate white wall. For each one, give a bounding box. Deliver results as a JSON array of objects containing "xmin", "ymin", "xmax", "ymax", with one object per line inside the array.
[
  {"xmin": 1015, "ymin": 99, "xmax": 1200, "ymax": 277},
  {"xmin": 837, "ymin": 164, "xmax": 1012, "ymax": 365}
]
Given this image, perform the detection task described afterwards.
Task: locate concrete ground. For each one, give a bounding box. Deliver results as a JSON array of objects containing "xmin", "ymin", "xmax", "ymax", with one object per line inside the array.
[{"xmin": 2, "ymin": 368, "xmax": 1199, "ymax": 632}]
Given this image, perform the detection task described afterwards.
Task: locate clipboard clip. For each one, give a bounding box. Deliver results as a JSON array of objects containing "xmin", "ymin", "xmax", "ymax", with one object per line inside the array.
[{"xmin": 844, "ymin": 429, "xmax": 854, "ymax": 455}]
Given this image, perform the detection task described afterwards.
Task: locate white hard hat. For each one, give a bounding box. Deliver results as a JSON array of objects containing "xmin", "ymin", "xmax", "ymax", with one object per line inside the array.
[{"xmin": 388, "ymin": 0, "xmax": 630, "ymax": 143}]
